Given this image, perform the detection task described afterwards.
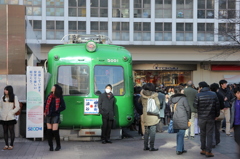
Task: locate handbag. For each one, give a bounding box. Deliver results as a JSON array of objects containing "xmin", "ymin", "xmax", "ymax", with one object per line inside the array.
[
  {"xmin": 216, "ymin": 110, "xmax": 224, "ymax": 121},
  {"xmin": 13, "ymin": 101, "xmax": 22, "ymax": 116},
  {"xmin": 147, "ymin": 98, "xmax": 159, "ymax": 116}
]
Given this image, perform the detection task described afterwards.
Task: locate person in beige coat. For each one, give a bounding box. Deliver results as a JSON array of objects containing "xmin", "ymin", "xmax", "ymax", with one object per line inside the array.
[
  {"xmin": 0, "ymin": 85, "xmax": 20, "ymax": 150},
  {"xmin": 139, "ymin": 83, "xmax": 160, "ymax": 151}
]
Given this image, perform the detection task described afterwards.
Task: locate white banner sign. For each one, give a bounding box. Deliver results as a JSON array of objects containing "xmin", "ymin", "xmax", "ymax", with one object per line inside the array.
[
  {"xmin": 84, "ymin": 98, "xmax": 99, "ymax": 114},
  {"xmin": 26, "ymin": 66, "xmax": 44, "ymax": 138}
]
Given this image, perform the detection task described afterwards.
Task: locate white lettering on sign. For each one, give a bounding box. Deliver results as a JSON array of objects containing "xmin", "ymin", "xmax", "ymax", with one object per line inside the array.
[{"xmin": 107, "ymin": 59, "xmax": 118, "ymax": 62}]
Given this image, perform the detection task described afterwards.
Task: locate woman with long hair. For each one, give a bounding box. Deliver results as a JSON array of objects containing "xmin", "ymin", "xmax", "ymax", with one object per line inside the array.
[
  {"xmin": 44, "ymin": 84, "xmax": 66, "ymax": 151},
  {"xmin": 169, "ymin": 86, "xmax": 190, "ymax": 155},
  {"xmin": 0, "ymin": 85, "xmax": 20, "ymax": 150}
]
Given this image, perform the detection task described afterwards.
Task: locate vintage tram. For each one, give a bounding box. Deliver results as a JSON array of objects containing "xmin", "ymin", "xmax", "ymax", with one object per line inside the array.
[{"xmin": 45, "ymin": 35, "xmax": 134, "ymax": 137}]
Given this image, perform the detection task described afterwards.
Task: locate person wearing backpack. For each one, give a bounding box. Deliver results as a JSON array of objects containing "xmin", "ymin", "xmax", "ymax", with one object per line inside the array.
[
  {"xmin": 139, "ymin": 83, "xmax": 160, "ymax": 151},
  {"xmin": 169, "ymin": 86, "xmax": 191, "ymax": 155},
  {"xmin": 0, "ymin": 85, "xmax": 20, "ymax": 150}
]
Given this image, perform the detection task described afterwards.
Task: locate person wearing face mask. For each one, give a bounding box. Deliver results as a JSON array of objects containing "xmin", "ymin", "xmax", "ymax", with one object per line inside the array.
[{"xmin": 98, "ymin": 84, "xmax": 116, "ymax": 144}]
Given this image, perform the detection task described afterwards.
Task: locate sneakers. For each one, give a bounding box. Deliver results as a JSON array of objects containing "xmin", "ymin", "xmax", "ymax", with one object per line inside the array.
[
  {"xmin": 205, "ymin": 152, "xmax": 214, "ymax": 157},
  {"xmin": 8, "ymin": 146, "xmax": 13, "ymax": 150},
  {"xmin": 190, "ymin": 136, "xmax": 194, "ymax": 139},
  {"xmin": 184, "ymin": 136, "xmax": 189, "ymax": 139},
  {"xmin": 149, "ymin": 148, "xmax": 158, "ymax": 151},
  {"xmin": 200, "ymin": 150, "xmax": 206, "ymax": 155},
  {"xmin": 226, "ymin": 134, "xmax": 233, "ymax": 137},
  {"xmin": 3, "ymin": 145, "xmax": 8, "ymax": 150}
]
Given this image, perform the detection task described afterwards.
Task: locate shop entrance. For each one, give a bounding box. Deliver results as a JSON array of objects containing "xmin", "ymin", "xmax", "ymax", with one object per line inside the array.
[{"xmin": 134, "ymin": 70, "xmax": 192, "ymax": 87}]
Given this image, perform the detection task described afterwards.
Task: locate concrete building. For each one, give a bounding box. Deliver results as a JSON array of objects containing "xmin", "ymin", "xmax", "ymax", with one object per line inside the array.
[{"xmin": 1, "ymin": 0, "xmax": 240, "ymax": 86}]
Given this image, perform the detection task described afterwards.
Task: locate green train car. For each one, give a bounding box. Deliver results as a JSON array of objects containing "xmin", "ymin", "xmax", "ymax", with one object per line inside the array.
[{"xmin": 45, "ymin": 35, "xmax": 134, "ymax": 131}]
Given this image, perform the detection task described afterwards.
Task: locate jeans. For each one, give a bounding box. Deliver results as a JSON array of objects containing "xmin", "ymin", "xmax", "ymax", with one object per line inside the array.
[
  {"xmin": 176, "ymin": 129, "xmax": 185, "ymax": 152},
  {"xmin": 198, "ymin": 118, "xmax": 215, "ymax": 152},
  {"xmin": 212, "ymin": 120, "xmax": 221, "ymax": 146},
  {"xmin": 144, "ymin": 125, "xmax": 156, "ymax": 149}
]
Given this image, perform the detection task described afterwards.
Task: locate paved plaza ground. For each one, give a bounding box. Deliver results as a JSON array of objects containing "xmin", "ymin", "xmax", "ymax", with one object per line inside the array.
[{"xmin": 0, "ymin": 127, "xmax": 239, "ymax": 159}]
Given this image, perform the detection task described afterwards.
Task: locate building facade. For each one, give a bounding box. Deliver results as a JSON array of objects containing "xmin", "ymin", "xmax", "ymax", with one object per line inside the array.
[{"xmin": 1, "ymin": 0, "xmax": 240, "ymax": 86}]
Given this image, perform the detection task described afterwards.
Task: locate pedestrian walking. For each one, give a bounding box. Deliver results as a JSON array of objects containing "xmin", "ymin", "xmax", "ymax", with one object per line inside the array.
[
  {"xmin": 139, "ymin": 83, "xmax": 160, "ymax": 151},
  {"xmin": 184, "ymin": 81, "xmax": 198, "ymax": 139},
  {"xmin": 44, "ymin": 84, "xmax": 66, "ymax": 151},
  {"xmin": 194, "ymin": 81, "xmax": 220, "ymax": 157},
  {"xmin": 218, "ymin": 79, "xmax": 234, "ymax": 137},
  {"xmin": 0, "ymin": 85, "xmax": 20, "ymax": 150},
  {"xmin": 98, "ymin": 84, "xmax": 116, "ymax": 144},
  {"xmin": 169, "ymin": 86, "xmax": 190, "ymax": 155},
  {"xmin": 230, "ymin": 86, "xmax": 240, "ymax": 158}
]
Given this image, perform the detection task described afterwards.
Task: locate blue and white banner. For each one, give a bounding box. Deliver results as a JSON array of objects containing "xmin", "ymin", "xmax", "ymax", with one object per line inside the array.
[{"xmin": 26, "ymin": 66, "xmax": 44, "ymax": 138}]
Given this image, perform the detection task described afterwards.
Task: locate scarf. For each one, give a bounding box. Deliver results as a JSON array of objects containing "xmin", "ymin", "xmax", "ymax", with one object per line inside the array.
[{"xmin": 45, "ymin": 93, "xmax": 60, "ymax": 115}]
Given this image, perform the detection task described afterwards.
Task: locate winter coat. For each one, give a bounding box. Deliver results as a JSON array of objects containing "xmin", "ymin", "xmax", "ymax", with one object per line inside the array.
[
  {"xmin": 158, "ymin": 92, "xmax": 166, "ymax": 118},
  {"xmin": 218, "ymin": 88, "xmax": 234, "ymax": 108},
  {"xmin": 230, "ymin": 99, "xmax": 236, "ymax": 129},
  {"xmin": 139, "ymin": 90, "xmax": 160, "ymax": 126},
  {"xmin": 133, "ymin": 94, "xmax": 143, "ymax": 115},
  {"xmin": 183, "ymin": 86, "xmax": 198, "ymax": 113},
  {"xmin": 98, "ymin": 92, "xmax": 116, "ymax": 120},
  {"xmin": 193, "ymin": 87, "xmax": 220, "ymax": 120},
  {"xmin": 44, "ymin": 94, "xmax": 66, "ymax": 117},
  {"xmin": 0, "ymin": 96, "xmax": 20, "ymax": 121},
  {"xmin": 169, "ymin": 94, "xmax": 190, "ymax": 130}
]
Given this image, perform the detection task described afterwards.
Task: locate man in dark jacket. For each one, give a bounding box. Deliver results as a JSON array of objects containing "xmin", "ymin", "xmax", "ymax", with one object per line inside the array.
[
  {"xmin": 184, "ymin": 81, "xmax": 198, "ymax": 139},
  {"xmin": 218, "ymin": 79, "xmax": 234, "ymax": 137},
  {"xmin": 98, "ymin": 84, "xmax": 116, "ymax": 144},
  {"xmin": 210, "ymin": 83, "xmax": 225, "ymax": 147},
  {"xmin": 193, "ymin": 81, "xmax": 220, "ymax": 157}
]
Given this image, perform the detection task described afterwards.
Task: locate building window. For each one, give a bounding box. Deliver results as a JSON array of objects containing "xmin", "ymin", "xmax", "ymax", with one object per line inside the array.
[
  {"xmin": 112, "ymin": 22, "xmax": 129, "ymax": 41},
  {"xmin": 29, "ymin": 20, "xmax": 42, "ymax": 39},
  {"xmin": 155, "ymin": 23, "xmax": 172, "ymax": 41},
  {"xmin": 197, "ymin": 23, "xmax": 214, "ymax": 41},
  {"xmin": 134, "ymin": 0, "xmax": 151, "ymax": 18},
  {"xmin": 68, "ymin": 21, "xmax": 86, "ymax": 35},
  {"xmin": 46, "ymin": 21, "xmax": 64, "ymax": 40},
  {"xmin": 24, "ymin": 0, "xmax": 42, "ymax": 16},
  {"xmin": 176, "ymin": 0, "xmax": 193, "ymax": 18},
  {"xmin": 0, "ymin": 0, "xmax": 18, "ymax": 4},
  {"xmin": 155, "ymin": 0, "xmax": 172, "ymax": 18},
  {"xmin": 176, "ymin": 23, "xmax": 193, "ymax": 41},
  {"xmin": 218, "ymin": 23, "xmax": 235, "ymax": 41},
  {"xmin": 91, "ymin": 0, "xmax": 108, "ymax": 17},
  {"xmin": 112, "ymin": 0, "xmax": 129, "ymax": 18},
  {"xmin": 197, "ymin": 0, "xmax": 214, "ymax": 18},
  {"xmin": 91, "ymin": 22, "xmax": 108, "ymax": 36},
  {"xmin": 219, "ymin": 0, "xmax": 236, "ymax": 19},
  {"xmin": 68, "ymin": 0, "xmax": 86, "ymax": 17},
  {"xmin": 134, "ymin": 22, "xmax": 151, "ymax": 41},
  {"xmin": 46, "ymin": 0, "xmax": 64, "ymax": 16}
]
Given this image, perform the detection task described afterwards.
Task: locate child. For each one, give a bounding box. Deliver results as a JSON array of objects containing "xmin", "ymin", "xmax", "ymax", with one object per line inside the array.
[{"xmin": 230, "ymin": 86, "xmax": 240, "ymax": 158}]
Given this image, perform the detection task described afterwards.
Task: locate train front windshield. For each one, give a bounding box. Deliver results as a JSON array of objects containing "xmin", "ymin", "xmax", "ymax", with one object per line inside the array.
[
  {"xmin": 57, "ymin": 65, "xmax": 90, "ymax": 95},
  {"xmin": 94, "ymin": 66, "xmax": 124, "ymax": 96}
]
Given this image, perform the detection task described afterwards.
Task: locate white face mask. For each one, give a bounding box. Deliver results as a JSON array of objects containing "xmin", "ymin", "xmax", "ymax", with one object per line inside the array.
[{"xmin": 105, "ymin": 89, "xmax": 111, "ymax": 93}]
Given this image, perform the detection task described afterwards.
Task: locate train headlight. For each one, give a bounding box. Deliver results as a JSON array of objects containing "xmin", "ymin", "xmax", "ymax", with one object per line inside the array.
[
  {"xmin": 86, "ymin": 41, "xmax": 97, "ymax": 53},
  {"xmin": 123, "ymin": 56, "xmax": 128, "ymax": 62}
]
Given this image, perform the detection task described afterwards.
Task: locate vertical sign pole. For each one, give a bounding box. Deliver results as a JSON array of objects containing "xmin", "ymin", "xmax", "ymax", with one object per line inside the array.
[{"xmin": 26, "ymin": 66, "xmax": 44, "ymax": 139}]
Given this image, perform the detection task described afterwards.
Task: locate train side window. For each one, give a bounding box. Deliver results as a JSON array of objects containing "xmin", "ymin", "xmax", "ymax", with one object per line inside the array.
[
  {"xmin": 57, "ymin": 65, "xmax": 89, "ymax": 96},
  {"xmin": 94, "ymin": 65, "xmax": 125, "ymax": 96}
]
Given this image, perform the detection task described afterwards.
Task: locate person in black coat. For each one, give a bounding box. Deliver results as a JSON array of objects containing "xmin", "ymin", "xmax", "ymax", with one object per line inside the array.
[
  {"xmin": 98, "ymin": 84, "xmax": 116, "ymax": 144},
  {"xmin": 210, "ymin": 83, "xmax": 225, "ymax": 147},
  {"xmin": 44, "ymin": 84, "xmax": 66, "ymax": 151},
  {"xmin": 193, "ymin": 81, "xmax": 220, "ymax": 157}
]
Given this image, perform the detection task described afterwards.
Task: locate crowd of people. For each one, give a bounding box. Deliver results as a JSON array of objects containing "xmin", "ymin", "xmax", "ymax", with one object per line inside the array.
[
  {"xmin": 0, "ymin": 81, "xmax": 240, "ymax": 158},
  {"xmin": 133, "ymin": 80, "xmax": 240, "ymax": 157}
]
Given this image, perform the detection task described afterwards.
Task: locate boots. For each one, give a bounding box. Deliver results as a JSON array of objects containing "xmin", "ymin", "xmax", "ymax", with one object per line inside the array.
[
  {"xmin": 53, "ymin": 130, "xmax": 61, "ymax": 151},
  {"xmin": 47, "ymin": 129, "xmax": 53, "ymax": 151}
]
